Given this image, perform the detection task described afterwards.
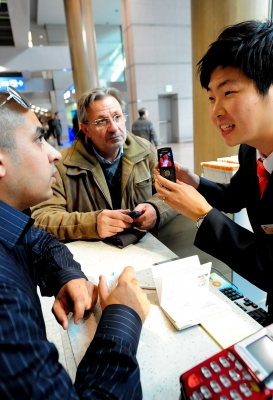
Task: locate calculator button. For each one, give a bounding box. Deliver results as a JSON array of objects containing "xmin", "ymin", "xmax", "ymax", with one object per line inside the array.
[
  {"xmin": 220, "ymin": 397, "xmax": 229, "ymax": 400},
  {"xmin": 229, "ymin": 369, "xmax": 241, "ymax": 381},
  {"xmin": 235, "ymin": 361, "xmax": 243, "ymax": 371},
  {"xmin": 200, "ymin": 385, "xmax": 212, "ymax": 399},
  {"xmin": 230, "ymin": 389, "xmax": 242, "ymax": 400},
  {"xmin": 210, "ymin": 380, "xmax": 222, "ymax": 393},
  {"xmin": 228, "ymin": 352, "xmax": 235, "ymax": 362},
  {"xmin": 239, "ymin": 383, "xmax": 252, "ymax": 397},
  {"xmin": 210, "ymin": 361, "xmax": 221, "ymax": 373},
  {"xmin": 219, "ymin": 356, "xmax": 230, "ymax": 368},
  {"xmin": 188, "ymin": 373, "xmax": 202, "ymax": 388},
  {"xmin": 192, "ymin": 391, "xmax": 202, "ymax": 400},
  {"xmin": 201, "ymin": 367, "xmax": 212, "ymax": 378},
  {"xmin": 220, "ymin": 374, "xmax": 231, "ymax": 388},
  {"xmin": 242, "ymin": 371, "xmax": 252, "ymax": 381}
]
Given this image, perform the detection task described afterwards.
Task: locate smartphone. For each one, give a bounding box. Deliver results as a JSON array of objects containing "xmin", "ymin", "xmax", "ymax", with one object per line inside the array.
[
  {"xmin": 157, "ymin": 147, "xmax": 176, "ymax": 182},
  {"xmin": 127, "ymin": 210, "xmax": 143, "ymax": 218},
  {"xmin": 180, "ymin": 323, "xmax": 273, "ymax": 400}
]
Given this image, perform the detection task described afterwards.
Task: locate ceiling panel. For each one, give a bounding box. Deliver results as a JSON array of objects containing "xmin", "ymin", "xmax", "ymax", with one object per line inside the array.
[{"xmin": 37, "ymin": 0, "xmax": 122, "ymax": 26}]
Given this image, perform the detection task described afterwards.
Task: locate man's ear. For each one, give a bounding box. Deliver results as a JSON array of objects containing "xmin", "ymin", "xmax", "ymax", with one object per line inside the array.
[
  {"xmin": 0, "ymin": 151, "xmax": 7, "ymax": 178},
  {"xmin": 80, "ymin": 122, "xmax": 88, "ymax": 135}
]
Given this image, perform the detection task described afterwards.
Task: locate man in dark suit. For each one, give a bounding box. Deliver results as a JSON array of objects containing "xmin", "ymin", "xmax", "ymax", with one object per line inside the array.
[
  {"xmin": 53, "ymin": 111, "xmax": 63, "ymax": 146},
  {"xmin": 155, "ymin": 20, "xmax": 273, "ymax": 320},
  {"xmin": 132, "ymin": 107, "xmax": 159, "ymax": 148}
]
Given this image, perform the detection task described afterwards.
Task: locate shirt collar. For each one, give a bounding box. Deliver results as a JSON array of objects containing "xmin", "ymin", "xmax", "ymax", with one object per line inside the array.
[
  {"xmin": 93, "ymin": 145, "xmax": 124, "ymax": 165},
  {"xmin": 0, "ymin": 201, "xmax": 34, "ymax": 249},
  {"xmin": 256, "ymin": 150, "xmax": 273, "ymax": 174}
]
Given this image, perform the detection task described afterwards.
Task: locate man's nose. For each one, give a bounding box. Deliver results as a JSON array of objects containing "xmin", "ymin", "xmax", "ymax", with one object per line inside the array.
[
  {"xmin": 46, "ymin": 141, "xmax": 62, "ymax": 162},
  {"xmin": 107, "ymin": 118, "xmax": 118, "ymax": 131},
  {"xmin": 211, "ymin": 99, "xmax": 225, "ymax": 119}
]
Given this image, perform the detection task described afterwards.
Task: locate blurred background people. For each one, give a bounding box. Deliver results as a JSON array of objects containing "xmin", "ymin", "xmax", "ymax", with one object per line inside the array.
[
  {"xmin": 132, "ymin": 107, "xmax": 159, "ymax": 148},
  {"xmin": 53, "ymin": 111, "xmax": 63, "ymax": 146}
]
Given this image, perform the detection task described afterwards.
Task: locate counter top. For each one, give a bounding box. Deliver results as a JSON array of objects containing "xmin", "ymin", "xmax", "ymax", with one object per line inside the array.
[{"xmin": 65, "ymin": 233, "xmax": 262, "ymax": 399}]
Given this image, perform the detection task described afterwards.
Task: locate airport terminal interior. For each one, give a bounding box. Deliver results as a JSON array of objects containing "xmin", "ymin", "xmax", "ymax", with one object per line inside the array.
[{"xmin": 1, "ymin": 0, "xmax": 272, "ymax": 396}]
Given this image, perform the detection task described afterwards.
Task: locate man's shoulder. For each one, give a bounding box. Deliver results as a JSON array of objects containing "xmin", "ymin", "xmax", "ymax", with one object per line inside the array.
[
  {"xmin": 127, "ymin": 130, "xmax": 150, "ymax": 146},
  {"xmin": 56, "ymin": 133, "xmax": 97, "ymax": 171},
  {"xmin": 125, "ymin": 131, "xmax": 157, "ymax": 157}
]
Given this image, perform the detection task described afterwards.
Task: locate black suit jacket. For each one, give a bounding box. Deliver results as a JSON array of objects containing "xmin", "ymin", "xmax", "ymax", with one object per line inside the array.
[{"xmin": 195, "ymin": 144, "xmax": 273, "ymax": 315}]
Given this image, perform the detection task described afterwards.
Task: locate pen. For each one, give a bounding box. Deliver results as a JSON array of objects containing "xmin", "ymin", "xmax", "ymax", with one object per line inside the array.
[
  {"xmin": 140, "ymin": 285, "xmax": 156, "ymax": 290},
  {"xmin": 152, "ymin": 256, "xmax": 180, "ymax": 266}
]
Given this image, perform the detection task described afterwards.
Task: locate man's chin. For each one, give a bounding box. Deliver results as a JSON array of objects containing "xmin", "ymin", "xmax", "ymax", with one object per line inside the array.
[{"xmin": 32, "ymin": 190, "xmax": 54, "ymax": 207}]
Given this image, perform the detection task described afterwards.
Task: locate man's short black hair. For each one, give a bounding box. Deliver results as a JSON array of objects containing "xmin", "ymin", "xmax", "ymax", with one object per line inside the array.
[
  {"xmin": 138, "ymin": 108, "xmax": 147, "ymax": 117},
  {"xmin": 197, "ymin": 20, "xmax": 273, "ymax": 96}
]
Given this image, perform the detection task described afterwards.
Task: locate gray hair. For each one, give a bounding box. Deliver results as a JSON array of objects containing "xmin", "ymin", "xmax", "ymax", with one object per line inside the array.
[
  {"xmin": 0, "ymin": 94, "xmax": 26, "ymax": 153},
  {"xmin": 77, "ymin": 87, "xmax": 126, "ymax": 123}
]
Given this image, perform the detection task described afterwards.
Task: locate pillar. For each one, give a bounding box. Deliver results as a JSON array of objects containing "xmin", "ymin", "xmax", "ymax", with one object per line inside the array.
[
  {"xmin": 191, "ymin": 0, "xmax": 270, "ymax": 174},
  {"xmin": 63, "ymin": 0, "xmax": 99, "ymax": 105},
  {"xmin": 121, "ymin": 0, "xmax": 193, "ymax": 143}
]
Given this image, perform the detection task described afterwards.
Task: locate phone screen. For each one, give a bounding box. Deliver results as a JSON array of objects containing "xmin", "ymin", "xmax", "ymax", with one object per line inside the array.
[
  {"xmin": 158, "ymin": 147, "xmax": 176, "ymax": 182},
  {"xmin": 159, "ymin": 151, "xmax": 174, "ymax": 168}
]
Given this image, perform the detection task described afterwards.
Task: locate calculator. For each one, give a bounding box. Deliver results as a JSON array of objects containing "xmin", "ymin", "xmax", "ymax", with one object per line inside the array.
[{"xmin": 180, "ymin": 324, "xmax": 273, "ymax": 400}]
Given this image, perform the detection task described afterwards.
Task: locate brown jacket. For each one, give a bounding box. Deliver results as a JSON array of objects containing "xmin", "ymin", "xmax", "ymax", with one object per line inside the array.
[{"xmin": 31, "ymin": 130, "xmax": 178, "ymax": 240}]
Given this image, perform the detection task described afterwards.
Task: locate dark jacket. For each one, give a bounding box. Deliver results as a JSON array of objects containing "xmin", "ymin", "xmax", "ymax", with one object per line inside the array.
[
  {"xmin": 132, "ymin": 116, "xmax": 159, "ymax": 146},
  {"xmin": 195, "ymin": 144, "xmax": 273, "ymax": 318}
]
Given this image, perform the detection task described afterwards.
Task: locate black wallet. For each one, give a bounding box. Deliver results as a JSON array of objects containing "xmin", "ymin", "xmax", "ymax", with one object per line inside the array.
[{"xmin": 103, "ymin": 228, "xmax": 146, "ymax": 249}]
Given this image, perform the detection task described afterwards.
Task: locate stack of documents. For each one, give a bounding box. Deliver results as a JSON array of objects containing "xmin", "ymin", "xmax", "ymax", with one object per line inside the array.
[{"xmin": 151, "ymin": 255, "xmax": 231, "ymax": 331}]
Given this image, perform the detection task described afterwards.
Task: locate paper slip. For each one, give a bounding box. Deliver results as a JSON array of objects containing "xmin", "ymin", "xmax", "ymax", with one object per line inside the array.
[
  {"xmin": 151, "ymin": 256, "xmax": 231, "ymax": 331},
  {"xmin": 201, "ymin": 312, "xmax": 257, "ymax": 349}
]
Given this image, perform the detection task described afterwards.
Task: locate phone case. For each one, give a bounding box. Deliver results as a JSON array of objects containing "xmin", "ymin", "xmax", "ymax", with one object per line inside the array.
[{"xmin": 180, "ymin": 346, "xmax": 273, "ymax": 400}]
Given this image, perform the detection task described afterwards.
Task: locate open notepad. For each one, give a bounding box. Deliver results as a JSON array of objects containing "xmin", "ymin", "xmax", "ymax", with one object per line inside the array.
[{"xmin": 151, "ymin": 255, "xmax": 231, "ymax": 330}]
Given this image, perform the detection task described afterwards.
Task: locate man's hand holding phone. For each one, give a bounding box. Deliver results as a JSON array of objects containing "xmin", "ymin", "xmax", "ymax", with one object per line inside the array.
[{"xmin": 127, "ymin": 206, "xmax": 157, "ymax": 230}]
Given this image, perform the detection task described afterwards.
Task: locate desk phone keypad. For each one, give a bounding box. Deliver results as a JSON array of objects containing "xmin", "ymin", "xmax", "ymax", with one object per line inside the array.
[{"xmin": 180, "ymin": 348, "xmax": 264, "ymax": 400}]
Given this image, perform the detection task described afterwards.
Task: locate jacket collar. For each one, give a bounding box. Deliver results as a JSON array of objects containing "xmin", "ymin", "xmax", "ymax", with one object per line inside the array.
[
  {"xmin": 0, "ymin": 201, "xmax": 34, "ymax": 249},
  {"xmin": 61, "ymin": 130, "xmax": 151, "ymax": 172}
]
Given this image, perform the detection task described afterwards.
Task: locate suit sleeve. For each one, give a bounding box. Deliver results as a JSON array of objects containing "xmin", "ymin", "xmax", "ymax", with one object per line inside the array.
[
  {"xmin": 74, "ymin": 305, "xmax": 143, "ymax": 399},
  {"xmin": 194, "ymin": 208, "xmax": 271, "ymax": 293},
  {"xmin": 29, "ymin": 226, "xmax": 88, "ymax": 296},
  {"xmin": 0, "ymin": 263, "xmax": 142, "ymax": 400}
]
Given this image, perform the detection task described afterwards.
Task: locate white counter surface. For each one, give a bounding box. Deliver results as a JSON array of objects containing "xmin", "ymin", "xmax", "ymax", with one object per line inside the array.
[{"xmin": 65, "ymin": 233, "xmax": 262, "ymax": 400}]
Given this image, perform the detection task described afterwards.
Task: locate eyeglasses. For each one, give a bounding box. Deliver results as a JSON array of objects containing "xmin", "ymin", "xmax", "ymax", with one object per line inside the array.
[
  {"xmin": 0, "ymin": 86, "xmax": 31, "ymax": 109},
  {"xmin": 84, "ymin": 113, "xmax": 127, "ymax": 129}
]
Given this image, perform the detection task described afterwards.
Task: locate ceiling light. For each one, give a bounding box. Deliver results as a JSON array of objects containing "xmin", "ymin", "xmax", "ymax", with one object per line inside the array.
[
  {"xmin": 39, "ymin": 35, "xmax": 43, "ymax": 38},
  {"xmin": 28, "ymin": 31, "xmax": 33, "ymax": 48}
]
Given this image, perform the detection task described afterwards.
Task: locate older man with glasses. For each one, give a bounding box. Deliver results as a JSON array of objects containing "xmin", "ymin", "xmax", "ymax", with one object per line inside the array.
[{"xmin": 31, "ymin": 87, "xmax": 178, "ymax": 241}]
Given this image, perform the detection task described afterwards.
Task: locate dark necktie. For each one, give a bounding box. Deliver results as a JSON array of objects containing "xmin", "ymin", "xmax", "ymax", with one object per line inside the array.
[{"xmin": 257, "ymin": 158, "xmax": 269, "ymax": 199}]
